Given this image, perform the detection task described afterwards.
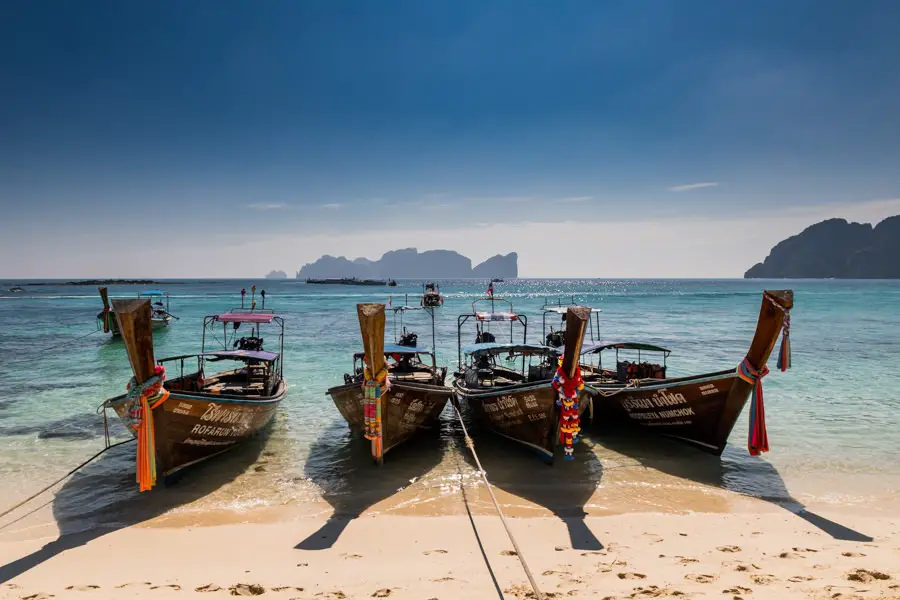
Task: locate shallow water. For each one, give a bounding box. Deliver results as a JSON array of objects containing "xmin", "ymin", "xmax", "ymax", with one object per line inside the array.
[{"xmin": 1, "ymin": 278, "xmax": 899, "ymax": 533}]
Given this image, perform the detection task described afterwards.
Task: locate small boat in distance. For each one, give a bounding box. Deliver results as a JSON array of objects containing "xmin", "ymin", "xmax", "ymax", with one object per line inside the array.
[
  {"xmin": 8, "ymin": 285, "xmax": 24, "ymax": 292},
  {"xmin": 452, "ymin": 296, "xmax": 594, "ymax": 463},
  {"xmin": 102, "ymin": 297, "xmax": 287, "ymax": 489},
  {"xmin": 422, "ymin": 282, "xmax": 444, "ymax": 308},
  {"xmin": 326, "ymin": 302, "xmax": 451, "ymax": 464},
  {"xmin": 491, "ymin": 277, "xmax": 504, "ymax": 283},
  {"xmin": 583, "ymin": 289, "xmax": 794, "ymax": 456},
  {"xmin": 387, "ymin": 279, "xmax": 397, "ymax": 287},
  {"xmin": 305, "ymin": 277, "xmax": 387, "ymax": 286},
  {"xmin": 97, "ymin": 287, "xmax": 176, "ymax": 335}
]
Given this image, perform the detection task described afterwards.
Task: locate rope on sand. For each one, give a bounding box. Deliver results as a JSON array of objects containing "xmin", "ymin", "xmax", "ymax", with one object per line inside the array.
[{"xmin": 451, "ymin": 398, "xmax": 545, "ymax": 600}]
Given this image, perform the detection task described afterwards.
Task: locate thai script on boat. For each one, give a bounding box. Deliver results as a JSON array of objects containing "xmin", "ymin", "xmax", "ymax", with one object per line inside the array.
[
  {"xmin": 483, "ymin": 395, "xmax": 519, "ymax": 413},
  {"xmin": 523, "ymin": 395, "xmax": 539, "ymax": 409},
  {"xmin": 200, "ymin": 403, "xmax": 255, "ymax": 427},
  {"xmin": 620, "ymin": 390, "xmax": 688, "ymax": 411}
]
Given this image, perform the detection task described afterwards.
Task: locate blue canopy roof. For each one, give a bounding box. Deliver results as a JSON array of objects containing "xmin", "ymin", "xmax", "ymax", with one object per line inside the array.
[
  {"xmin": 201, "ymin": 350, "xmax": 279, "ymax": 361},
  {"xmin": 462, "ymin": 342, "xmax": 553, "ymax": 356},
  {"xmin": 140, "ymin": 289, "xmax": 166, "ymax": 297},
  {"xmin": 354, "ymin": 344, "xmax": 434, "ymax": 356},
  {"xmin": 578, "ymin": 341, "xmax": 671, "ymax": 355}
]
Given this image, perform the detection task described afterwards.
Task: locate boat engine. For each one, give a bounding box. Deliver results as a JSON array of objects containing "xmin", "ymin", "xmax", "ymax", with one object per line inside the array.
[{"xmin": 398, "ymin": 331, "xmax": 418, "ymax": 347}]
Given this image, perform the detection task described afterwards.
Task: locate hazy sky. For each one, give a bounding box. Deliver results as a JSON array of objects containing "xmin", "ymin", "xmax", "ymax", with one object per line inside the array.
[{"xmin": 2, "ymin": 1, "xmax": 899, "ymax": 278}]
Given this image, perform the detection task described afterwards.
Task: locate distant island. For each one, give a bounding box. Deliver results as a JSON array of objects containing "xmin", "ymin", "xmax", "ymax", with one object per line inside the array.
[
  {"xmin": 265, "ymin": 270, "xmax": 288, "ymax": 280},
  {"xmin": 745, "ymin": 215, "xmax": 900, "ymax": 278},
  {"xmin": 296, "ymin": 248, "xmax": 518, "ymax": 280},
  {"xmin": 27, "ymin": 279, "xmax": 183, "ymax": 286}
]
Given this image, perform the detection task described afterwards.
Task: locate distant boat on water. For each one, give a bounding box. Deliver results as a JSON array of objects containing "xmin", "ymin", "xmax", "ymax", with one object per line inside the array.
[
  {"xmin": 97, "ymin": 287, "xmax": 177, "ymax": 335},
  {"xmin": 8, "ymin": 285, "xmax": 24, "ymax": 292},
  {"xmin": 305, "ymin": 277, "xmax": 387, "ymax": 286}
]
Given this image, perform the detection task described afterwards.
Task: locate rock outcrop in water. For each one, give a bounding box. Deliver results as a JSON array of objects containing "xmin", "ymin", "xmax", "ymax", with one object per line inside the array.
[
  {"xmin": 745, "ymin": 216, "xmax": 900, "ymax": 278},
  {"xmin": 265, "ymin": 270, "xmax": 288, "ymax": 279},
  {"xmin": 296, "ymin": 248, "xmax": 518, "ymax": 279}
]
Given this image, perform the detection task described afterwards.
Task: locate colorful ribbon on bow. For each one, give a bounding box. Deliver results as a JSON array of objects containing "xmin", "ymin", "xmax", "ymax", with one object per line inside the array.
[
  {"xmin": 737, "ymin": 358, "xmax": 769, "ymax": 456},
  {"xmin": 124, "ymin": 365, "xmax": 170, "ymax": 491},
  {"xmin": 552, "ymin": 356, "xmax": 585, "ymax": 460},
  {"xmin": 777, "ymin": 310, "xmax": 791, "ymax": 372},
  {"xmin": 362, "ymin": 363, "xmax": 390, "ymax": 460}
]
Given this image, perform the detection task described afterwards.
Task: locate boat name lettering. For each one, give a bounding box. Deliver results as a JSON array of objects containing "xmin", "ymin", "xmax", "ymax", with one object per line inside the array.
[
  {"xmin": 699, "ymin": 384, "xmax": 719, "ymax": 396},
  {"xmin": 407, "ymin": 400, "xmax": 425, "ymax": 413},
  {"xmin": 191, "ymin": 423, "xmax": 248, "ymax": 437},
  {"xmin": 650, "ymin": 391, "xmax": 688, "ymax": 408},
  {"xmin": 626, "ymin": 407, "xmax": 695, "ymax": 421},
  {"xmin": 527, "ymin": 412, "xmax": 547, "ymax": 422},
  {"xmin": 484, "ymin": 395, "xmax": 519, "ymax": 413},
  {"xmin": 620, "ymin": 397, "xmax": 656, "ymax": 410},
  {"xmin": 523, "ymin": 395, "xmax": 539, "ymax": 409},
  {"xmin": 200, "ymin": 403, "xmax": 254, "ymax": 427}
]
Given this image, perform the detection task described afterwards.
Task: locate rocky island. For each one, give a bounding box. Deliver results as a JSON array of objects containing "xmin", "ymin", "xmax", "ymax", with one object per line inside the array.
[
  {"xmin": 296, "ymin": 248, "xmax": 518, "ymax": 280},
  {"xmin": 265, "ymin": 270, "xmax": 288, "ymax": 279},
  {"xmin": 745, "ymin": 215, "xmax": 900, "ymax": 278}
]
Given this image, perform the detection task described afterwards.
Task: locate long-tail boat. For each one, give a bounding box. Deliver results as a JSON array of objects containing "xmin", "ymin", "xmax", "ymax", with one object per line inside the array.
[
  {"xmin": 583, "ymin": 289, "xmax": 793, "ymax": 456},
  {"xmin": 97, "ymin": 287, "xmax": 176, "ymax": 336},
  {"xmin": 326, "ymin": 302, "xmax": 451, "ymax": 464},
  {"xmin": 452, "ymin": 296, "xmax": 594, "ymax": 463},
  {"xmin": 102, "ymin": 299, "xmax": 287, "ymax": 489}
]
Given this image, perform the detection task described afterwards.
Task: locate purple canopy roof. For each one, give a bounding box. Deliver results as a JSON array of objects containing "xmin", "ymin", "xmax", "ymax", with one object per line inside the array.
[
  {"xmin": 215, "ymin": 312, "xmax": 276, "ymax": 324},
  {"xmin": 201, "ymin": 350, "xmax": 279, "ymax": 361}
]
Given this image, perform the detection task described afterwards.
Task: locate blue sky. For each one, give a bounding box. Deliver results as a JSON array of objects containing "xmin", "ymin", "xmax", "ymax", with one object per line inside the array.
[{"xmin": 2, "ymin": 0, "xmax": 899, "ymax": 277}]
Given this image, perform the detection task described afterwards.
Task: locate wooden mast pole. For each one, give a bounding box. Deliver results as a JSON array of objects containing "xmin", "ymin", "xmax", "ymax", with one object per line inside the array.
[
  {"xmin": 561, "ymin": 306, "xmax": 590, "ymax": 378},
  {"xmin": 112, "ymin": 299, "xmax": 156, "ymax": 384},
  {"xmin": 357, "ymin": 303, "xmax": 387, "ymax": 465},
  {"xmin": 98, "ymin": 287, "xmax": 111, "ymax": 333}
]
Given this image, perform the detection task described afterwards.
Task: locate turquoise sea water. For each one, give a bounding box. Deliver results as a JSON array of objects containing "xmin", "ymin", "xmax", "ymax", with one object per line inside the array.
[{"xmin": 1, "ymin": 279, "xmax": 899, "ymax": 531}]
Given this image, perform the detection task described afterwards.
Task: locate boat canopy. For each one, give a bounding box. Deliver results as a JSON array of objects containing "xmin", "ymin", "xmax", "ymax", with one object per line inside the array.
[
  {"xmin": 462, "ymin": 342, "xmax": 552, "ymax": 356},
  {"xmin": 201, "ymin": 350, "xmax": 280, "ymax": 362},
  {"xmin": 355, "ymin": 343, "xmax": 434, "ymax": 357},
  {"xmin": 542, "ymin": 306, "xmax": 602, "ymax": 314},
  {"xmin": 140, "ymin": 289, "xmax": 166, "ymax": 296},
  {"xmin": 578, "ymin": 341, "xmax": 671, "ymax": 355},
  {"xmin": 215, "ymin": 312, "xmax": 277, "ymax": 324},
  {"xmin": 474, "ymin": 311, "xmax": 519, "ymax": 322}
]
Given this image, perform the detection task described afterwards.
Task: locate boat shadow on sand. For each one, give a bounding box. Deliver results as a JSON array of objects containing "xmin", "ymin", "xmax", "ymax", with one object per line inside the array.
[
  {"xmin": 296, "ymin": 419, "xmax": 446, "ymax": 551},
  {"xmin": 453, "ymin": 405, "xmax": 605, "ymax": 551},
  {"xmin": 592, "ymin": 428, "xmax": 873, "ymax": 543},
  {"xmin": 0, "ymin": 425, "xmax": 268, "ymax": 584}
]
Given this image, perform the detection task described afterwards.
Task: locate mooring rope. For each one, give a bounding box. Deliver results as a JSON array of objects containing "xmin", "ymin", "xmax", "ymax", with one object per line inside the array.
[
  {"xmin": 450, "ymin": 398, "xmax": 545, "ymax": 600},
  {"xmin": 0, "ymin": 438, "xmax": 134, "ymax": 522}
]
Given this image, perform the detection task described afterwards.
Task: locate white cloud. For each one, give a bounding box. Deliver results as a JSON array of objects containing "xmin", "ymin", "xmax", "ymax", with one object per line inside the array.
[
  {"xmin": 247, "ymin": 203, "xmax": 287, "ymax": 210},
  {"xmin": 556, "ymin": 196, "xmax": 593, "ymax": 203},
  {"xmin": 668, "ymin": 182, "xmax": 719, "ymax": 192},
  {"xmin": 321, "ymin": 203, "xmax": 344, "ymax": 210}
]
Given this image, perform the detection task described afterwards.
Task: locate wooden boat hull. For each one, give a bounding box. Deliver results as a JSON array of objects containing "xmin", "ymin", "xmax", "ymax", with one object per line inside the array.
[
  {"xmin": 455, "ymin": 381, "xmax": 592, "ymax": 463},
  {"xmin": 588, "ymin": 369, "xmax": 746, "ymax": 455},
  {"xmin": 326, "ymin": 380, "xmax": 451, "ymax": 456},
  {"xmin": 107, "ymin": 378, "xmax": 286, "ymax": 476}
]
